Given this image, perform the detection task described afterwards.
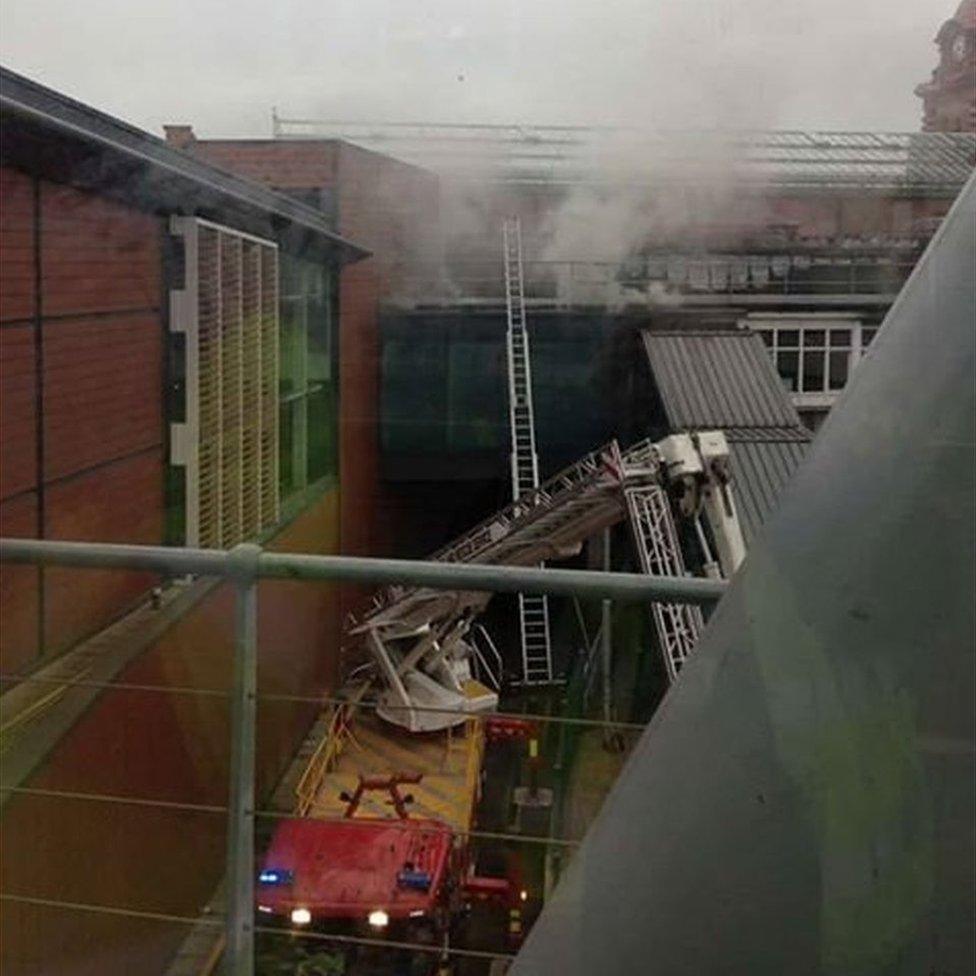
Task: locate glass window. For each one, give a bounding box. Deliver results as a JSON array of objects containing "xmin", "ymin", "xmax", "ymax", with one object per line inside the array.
[
  {"xmin": 828, "ymin": 351, "xmax": 849, "ymax": 390},
  {"xmin": 278, "ymin": 253, "xmax": 337, "ymax": 498},
  {"xmin": 802, "ymin": 348, "xmax": 826, "ymax": 392},
  {"xmin": 279, "ymin": 397, "xmax": 296, "ymax": 495},
  {"xmin": 447, "ymin": 341, "xmax": 505, "ymax": 451},
  {"xmin": 306, "ymin": 386, "xmax": 334, "ymax": 483},
  {"xmin": 777, "ymin": 350, "xmax": 799, "ymax": 391},
  {"xmin": 307, "ymin": 271, "xmax": 332, "ymax": 384},
  {"xmin": 751, "ymin": 319, "xmax": 864, "ymax": 397},
  {"xmin": 279, "ymin": 298, "xmax": 306, "ymax": 398}
]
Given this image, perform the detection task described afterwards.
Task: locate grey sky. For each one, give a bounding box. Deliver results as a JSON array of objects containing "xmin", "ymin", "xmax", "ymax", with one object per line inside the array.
[{"xmin": 0, "ymin": 1, "xmax": 950, "ymax": 138}]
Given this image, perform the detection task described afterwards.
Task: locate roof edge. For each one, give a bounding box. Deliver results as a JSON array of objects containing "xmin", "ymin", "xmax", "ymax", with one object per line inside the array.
[{"xmin": 0, "ymin": 65, "xmax": 370, "ymax": 263}]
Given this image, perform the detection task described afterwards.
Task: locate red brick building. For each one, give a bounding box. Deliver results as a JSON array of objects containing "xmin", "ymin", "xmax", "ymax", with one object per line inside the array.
[
  {"xmin": 916, "ymin": 0, "xmax": 976, "ymax": 132},
  {"xmin": 162, "ymin": 130, "xmax": 441, "ymax": 569},
  {"xmin": 0, "ymin": 67, "xmax": 369, "ymax": 975}
]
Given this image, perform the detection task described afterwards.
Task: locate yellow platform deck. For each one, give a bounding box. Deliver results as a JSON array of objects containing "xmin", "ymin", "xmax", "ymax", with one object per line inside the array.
[{"xmin": 306, "ymin": 698, "xmax": 486, "ymax": 833}]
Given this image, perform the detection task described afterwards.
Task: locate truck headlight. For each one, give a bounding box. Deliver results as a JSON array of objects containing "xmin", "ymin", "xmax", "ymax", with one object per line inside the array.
[
  {"xmin": 291, "ymin": 908, "xmax": 311, "ymax": 926},
  {"xmin": 368, "ymin": 909, "xmax": 389, "ymax": 929}
]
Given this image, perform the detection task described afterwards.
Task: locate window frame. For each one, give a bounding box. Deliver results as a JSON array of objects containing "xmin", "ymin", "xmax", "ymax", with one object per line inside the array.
[
  {"xmin": 745, "ymin": 314, "xmax": 874, "ymax": 408},
  {"xmin": 277, "ymin": 253, "xmax": 337, "ymax": 501}
]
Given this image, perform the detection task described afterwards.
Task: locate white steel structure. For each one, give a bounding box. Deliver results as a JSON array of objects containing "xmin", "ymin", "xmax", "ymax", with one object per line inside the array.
[
  {"xmin": 503, "ymin": 216, "xmax": 554, "ymax": 686},
  {"xmin": 625, "ymin": 486, "xmax": 704, "ymax": 683},
  {"xmin": 169, "ymin": 217, "xmax": 280, "ymax": 548},
  {"xmin": 350, "ymin": 433, "xmax": 745, "ymax": 731},
  {"xmin": 624, "ymin": 431, "xmax": 746, "ymax": 681}
]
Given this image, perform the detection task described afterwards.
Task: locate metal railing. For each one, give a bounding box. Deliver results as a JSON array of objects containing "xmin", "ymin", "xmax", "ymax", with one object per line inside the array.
[
  {"xmin": 294, "ymin": 701, "xmax": 354, "ymax": 817},
  {"xmin": 0, "ymin": 536, "xmax": 725, "ymax": 976},
  {"xmin": 388, "ymin": 255, "xmax": 918, "ymax": 306}
]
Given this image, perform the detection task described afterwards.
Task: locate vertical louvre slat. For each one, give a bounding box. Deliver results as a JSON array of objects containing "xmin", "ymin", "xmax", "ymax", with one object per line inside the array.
[
  {"xmin": 197, "ymin": 226, "xmax": 222, "ymax": 549},
  {"xmin": 260, "ymin": 247, "xmax": 280, "ymax": 527},
  {"xmin": 181, "ymin": 221, "xmax": 279, "ymax": 550},
  {"xmin": 241, "ymin": 241, "xmax": 262, "ymax": 538},
  {"xmin": 220, "ymin": 235, "xmax": 244, "ymax": 547}
]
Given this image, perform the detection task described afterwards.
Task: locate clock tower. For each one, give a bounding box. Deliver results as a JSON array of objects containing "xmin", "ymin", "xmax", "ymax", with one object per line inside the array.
[{"xmin": 915, "ymin": 1, "xmax": 976, "ymax": 132}]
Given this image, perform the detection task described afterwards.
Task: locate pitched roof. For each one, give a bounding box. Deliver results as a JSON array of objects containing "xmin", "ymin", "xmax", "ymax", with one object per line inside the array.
[
  {"xmin": 641, "ymin": 330, "xmax": 801, "ymax": 430},
  {"xmin": 641, "ymin": 329, "xmax": 812, "ymax": 543},
  {"xmin": 725, "ymin": 432, "xmax": 809, "ymax": 544}
]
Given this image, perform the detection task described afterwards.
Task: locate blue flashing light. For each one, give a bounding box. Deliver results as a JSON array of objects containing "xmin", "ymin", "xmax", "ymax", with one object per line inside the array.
[
  {"xmin": 396, "ymin": 869, "xmax": 432, "ymax": 892},
  {"xmin": 258, "ymin": 868, "xmax": 294, "ymax": 886}
]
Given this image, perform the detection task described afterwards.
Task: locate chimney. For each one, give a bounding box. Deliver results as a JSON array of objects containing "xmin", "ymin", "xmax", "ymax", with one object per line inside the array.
[{"xmin": 163, "ymin": 125, "xmax": 196, "ymax": 150}]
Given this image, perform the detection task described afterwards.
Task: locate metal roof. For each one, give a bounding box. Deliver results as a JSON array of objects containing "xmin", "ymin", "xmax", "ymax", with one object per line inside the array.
[
  {"xmin": 273, "ymin": 115, "xmax": 975, "ymax": 193},
  {"xmin": 642, "ymin": 330, "xmax": 803, "ymax": 430},
  {"xmin": 725, "ymin": 432, "xmax": 808, "ymax": 544},
  {"xmin": 641, "ymin": 329, "xmax": 812, "ymax": 542},
  {"xmin": 0, "ymin": 66, "xmax": 369, "ymax": 263}
]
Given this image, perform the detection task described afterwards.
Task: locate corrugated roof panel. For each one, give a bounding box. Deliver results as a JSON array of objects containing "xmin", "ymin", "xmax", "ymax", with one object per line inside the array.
[
  {"xmin": 726, "ymin": 437, "xmax": 809, "ymax": 544},
  {"xmin": 641, "ymin": 330, "xmax": 812, "ymax": 542},
  {"xmin": 642, "ymin": 330, "xmax": 801, "ymax": 429}
]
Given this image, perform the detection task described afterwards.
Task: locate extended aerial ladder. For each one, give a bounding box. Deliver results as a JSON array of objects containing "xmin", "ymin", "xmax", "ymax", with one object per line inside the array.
[
  {"xmin": 347, "ymin": 433, "xmax": 746, "ymax": 732},
  {"xmin": 502, "ymin": 216, "xmax": 554, "ymax": 686},
  {"xmin": 622, "ymin": 431, "xmax": 745, "ymax": 681}
]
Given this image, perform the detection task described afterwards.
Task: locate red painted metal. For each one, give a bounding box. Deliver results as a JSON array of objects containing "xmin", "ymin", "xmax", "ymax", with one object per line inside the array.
[
  {"xmin": 484, "ymin": 716, "xmax": 535, "ymax": 742},
  {"xmin": 463, "ymin": 875, "xmax": 512, "ymax": 901},
  {"xmin": 256, "ymin": 816, "xmax": 454, "ymax": 921},
  {"xmin": 341, "ymin": 772, "xmax": 424, "ymax": 820}
]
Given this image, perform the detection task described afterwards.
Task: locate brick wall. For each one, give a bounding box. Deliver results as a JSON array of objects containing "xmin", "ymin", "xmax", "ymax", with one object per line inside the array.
[
  {"xmin": 0, "ymin": 159, "xmax": 348, "ymax": 975},
  {"xmin": 0, "ymin": 165, "xmax": 165, "ymax": 672},
  {"xmin": 0, "ymin": 489, "xmax": 341, "ymax": 976},
  {"xmin": 189, "ymin": 139, "xmax": 339, "ymax": 195}
]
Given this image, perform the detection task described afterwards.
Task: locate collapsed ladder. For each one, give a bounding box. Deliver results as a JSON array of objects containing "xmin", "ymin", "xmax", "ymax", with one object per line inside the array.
[
  {"xmin": 352, "ymin": 439, "xmax": 708, "ymax": 701},
  {"xmin": 502, "ymin": 216, "xmax": 554, "ymax": 686}
]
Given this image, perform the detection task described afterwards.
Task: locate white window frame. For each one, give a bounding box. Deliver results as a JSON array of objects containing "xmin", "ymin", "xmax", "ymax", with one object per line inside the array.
[{"xmin": 741, "ymin": 313, "xmax": 876, "ymax": 409}]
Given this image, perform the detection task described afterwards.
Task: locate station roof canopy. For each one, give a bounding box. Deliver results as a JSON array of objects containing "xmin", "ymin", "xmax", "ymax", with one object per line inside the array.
[
  {"xmin": 0, "ymin": 66, "xmax": 370, "ymax": 264},
  {"xmin": 272, "ymin": 115, "xmax": 975, "ymax": 194}
]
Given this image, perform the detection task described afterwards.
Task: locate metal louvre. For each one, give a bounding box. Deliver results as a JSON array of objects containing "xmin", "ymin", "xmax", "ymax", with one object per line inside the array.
[
  {"xmin": 170, "ymin": 217, "xmax": 280, "ymax": 549},
  {"xmin": 240, "ymin": 242, "xmax": 262, "ymax": 539},
  {"xmin": 220, "ymin": 234, "xmax": 244, "ymax": 547},
  {"xmin": 259, "ymin": 247, "xmax": 280, "ymax": 529},
  {"xmin": 196, "ymin": 226, "xmax": 222, "ymax": 549}
]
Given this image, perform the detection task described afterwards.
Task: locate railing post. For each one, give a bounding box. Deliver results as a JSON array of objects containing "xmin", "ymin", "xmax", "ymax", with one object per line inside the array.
[{"xmin": 225, "ymin": 543, "xmax": 262, "ymax": 976}]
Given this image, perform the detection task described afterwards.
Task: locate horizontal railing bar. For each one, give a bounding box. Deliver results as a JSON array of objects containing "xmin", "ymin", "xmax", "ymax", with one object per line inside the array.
[
  {"xmin": 0, "ymin": 893, "xmax": 515, "ymax": 962},
  {"xmin": 0, "ymin": 538, "xmax": 727, "ymax": 605},
  {"xmin": 0, "ymin": 785, "xmax": 587, "ymax": 848},
  {"xmin": 0, "ymin": 671, "xmax": 650, "ymax": 729}
]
